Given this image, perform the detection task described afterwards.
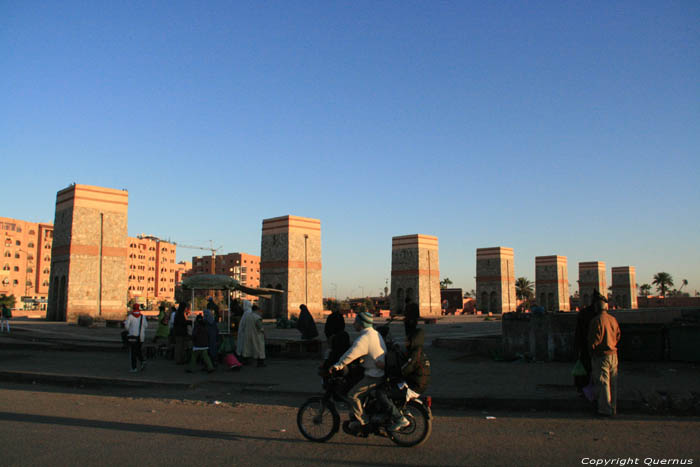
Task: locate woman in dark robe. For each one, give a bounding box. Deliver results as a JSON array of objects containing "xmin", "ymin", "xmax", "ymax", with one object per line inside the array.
[
  {"xmin": 297, "ymin": 304, "xmax": 319, "ymax": 340},
  {"xmin": 319, "ymin": 310, "xmax": 350, "ymax": 374},
  {"xmin": 574, "ymin": 304, "xmax": 596, "ymax": 391}
]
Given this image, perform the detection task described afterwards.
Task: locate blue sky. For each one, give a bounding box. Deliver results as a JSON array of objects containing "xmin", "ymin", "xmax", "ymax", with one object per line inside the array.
[{"xmin": 2, "ymin": 1, "xmax": 699, "ymax": 298}]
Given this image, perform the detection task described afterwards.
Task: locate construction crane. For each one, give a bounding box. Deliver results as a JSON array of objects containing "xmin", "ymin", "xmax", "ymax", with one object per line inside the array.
[{"xmin": 175, "ymin": 240, "xmax": 223, "ymax": 274}]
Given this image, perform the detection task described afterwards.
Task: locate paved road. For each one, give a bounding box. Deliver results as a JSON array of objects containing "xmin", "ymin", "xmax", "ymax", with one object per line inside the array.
[{"xmin": 1, "ymin": 382, "xmax": 697, "ymax": 466}]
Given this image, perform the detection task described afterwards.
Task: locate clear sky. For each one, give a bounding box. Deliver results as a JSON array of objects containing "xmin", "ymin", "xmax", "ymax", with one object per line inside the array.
[{"xmin": 2, "ymin": 1, "xmax": 699, "ymax": 298}]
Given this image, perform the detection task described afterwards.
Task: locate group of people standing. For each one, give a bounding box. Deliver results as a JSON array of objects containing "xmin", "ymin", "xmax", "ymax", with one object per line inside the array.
[{"xmin": 123, "ymin": 297, "xmax": 267, "ymax": 373}]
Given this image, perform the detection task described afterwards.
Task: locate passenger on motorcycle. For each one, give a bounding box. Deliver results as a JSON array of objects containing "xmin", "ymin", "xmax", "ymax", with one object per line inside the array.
[
  {"xmin": 378, "ymin": 303, "xmax": 427, "ymax": 431},
  {"xmin": 331, "ymin": 310, "xmax": 387, "ymax": 432}
]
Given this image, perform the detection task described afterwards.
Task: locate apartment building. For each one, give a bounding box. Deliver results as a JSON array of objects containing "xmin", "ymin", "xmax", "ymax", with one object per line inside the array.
[
  {"xmin": 0, "ymin": 217, "xmax": 54, "ymax": 309},
  {"xmin": 127, "ymin": 235, "xmax": 177, "ymax": 306},
  {"xmin": 190, "ymin": 252, "xmax": 260, "ymax": 301}
]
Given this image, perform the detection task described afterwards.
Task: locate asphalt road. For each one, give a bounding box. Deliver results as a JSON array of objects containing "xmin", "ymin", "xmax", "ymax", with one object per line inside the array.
[{"xmin": 1, "ymin": 382, "xmax": 698, "ymax": 466}]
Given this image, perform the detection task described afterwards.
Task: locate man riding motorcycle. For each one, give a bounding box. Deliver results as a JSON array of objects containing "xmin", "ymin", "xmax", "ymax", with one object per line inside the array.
[{"xmin": 331, "ymin": 310, "xmax": 386, "ymax": 432}]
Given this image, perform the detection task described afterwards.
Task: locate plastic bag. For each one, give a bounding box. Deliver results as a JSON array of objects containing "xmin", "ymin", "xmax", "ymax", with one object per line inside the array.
[{"xmin": 571, "ymin": 359, "xmax": 587, "ymax": 377}]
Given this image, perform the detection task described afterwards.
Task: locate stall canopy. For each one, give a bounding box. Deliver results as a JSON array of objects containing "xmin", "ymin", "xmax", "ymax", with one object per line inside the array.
[{"xmin": 181, "ymin": 274, "xmax": 284, "ymax": 299}]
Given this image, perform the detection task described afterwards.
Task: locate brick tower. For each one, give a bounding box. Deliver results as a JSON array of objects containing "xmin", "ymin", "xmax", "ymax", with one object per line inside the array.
[
  {"xmin": 47, "ymin": 184, "xmax": 129, "ymax": 322},
  {"xmin": 476, "ymin": 247, "xmax": 516, "ymax": 313},
  {"xmin": 611, "ymin": 266, "xmax": 637, "ymax": 309},
  {"xmin": 390, "ymin": 235, "xmax": 440, "ymax": 317},
  {"xmin": 260, "ymin": 215, "xmax": 322, "ymax": 319},
  {"xmin": 578, "ymin": 261, "xmax": 606, "ymax": 308},
  {"xmin": 535, "ymin": 255, "xmax": 570, "ymax": 311}
]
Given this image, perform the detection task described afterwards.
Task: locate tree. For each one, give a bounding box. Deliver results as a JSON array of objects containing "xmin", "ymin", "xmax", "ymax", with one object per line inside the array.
[
  {"xmin": 639, "ymin": 284, "xmax": 652, "ymax": 296},
  {"xmin": 440, "ymin": 277, "xmax": 453, "ymax": 289},
  {"xmin": 464, "ymin": 289, "xmax": 476, "ymax": 298},
  {"xmin": 678, "ymin": 279, "xmax": 688, "ymax": 293},
  {"xmin": 652, "ymin": 272, "xmax": 674, "ymax": 296},
  {"xmin": 0, "ymin": 294, "xmax": 16, "ymax": 309},
  {"xmin": 515, "ymin": 277, "xmax": 534, "ymax": 301}
]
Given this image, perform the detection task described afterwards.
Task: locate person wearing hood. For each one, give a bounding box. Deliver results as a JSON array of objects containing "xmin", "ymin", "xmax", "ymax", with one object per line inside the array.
[
  {"xmin": 319, "ymin": 308, "xmax": 350, "ymax": 374},
  {"xmin": 124, "ymin": 304, "xmax": 148, "ymax": 372},
  {"xmin": 203, "ymin": 308, "xmax": 220, "ymax": 364},
  {"xmin": 206, "ymin": 297, "xmax": 220, "ymax": 323},
  {"xmin": 331, "ymin": 310, "xmax": 386, "ymax": 432},
  {"xmin": 239, "ymin": 303, "xmax": 266, "ymax": 367},
  {"xmin": 297, "ymin": 304, "xmax": 319, "ymax": 340},
  {"xmin": 588, "ymin": 290, "xmax": 621, "ymax": 417},
  {"xmin": 236, "ymin": 300, "xmax": 253, "ymax": 359},
  {"xmin": 173, "ymin": 302, "xmax": 192, "ymax": 364}
]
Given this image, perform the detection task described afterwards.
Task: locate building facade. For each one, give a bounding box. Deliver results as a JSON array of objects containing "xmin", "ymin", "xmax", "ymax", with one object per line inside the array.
[
  {"xmin": 476, "ymin": 247, "xmax": 516, "ymax": 313},
  {"xmin": 535, "ymin": 255, "xmax": 570, "ymax": 311},
  {"xmin": 611, "ymin": 266, "xmax": 638, "ymax": 309},
  {"xmin": 0, "ymin": 217, "xmax": 54, "ymax": 309},
  {"xmin": 260, "ymin": 215, "xmax": 322, "ymax": 319},
  {"xmin": 127, "ymin": 235, "xmax": 177, "ymax": 306},
  {"xmin": 189, "ymin": 252, "xmax": 260, "ymax": 301},
  {"xmin": 390, "ymin": 234, "xmax": 441, "ymax": 317},
  {"xmin": 47, "ymin": 184, "xmax": 129, "ymax": 322},
  {"xmin": 578, "ymin": 261, "xmax": 607, "ymax": 308}
]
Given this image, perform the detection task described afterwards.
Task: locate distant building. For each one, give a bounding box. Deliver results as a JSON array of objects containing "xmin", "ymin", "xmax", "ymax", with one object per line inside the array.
[
  {"xmin": 126, "ymin": 235, "xmax": 177, "ymax": 306},
  {"xmin": 190, "ymin": 252, "xmax": 260, "ymax": 301},
  {"xmin": 174, "ymin": 261, "xmax": 191, "ymax": 286},
  {"xmin": 0, "ymin": 217, "xmax": 54, "ymax": 309}
]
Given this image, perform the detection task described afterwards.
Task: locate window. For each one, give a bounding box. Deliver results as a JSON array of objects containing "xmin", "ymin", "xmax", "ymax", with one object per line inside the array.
[
  {"xmin": 14, "ymin": 266, "xmax": 19, "ymax": 272},
  {"xmin": 3, "ymin": 251, "xmax": 9, "ymax": 258},
  {"xmin": 27, "ymin": 267, "xmax": 33, "ymax": 273},
  {"xmin": 44, "ymin": 256, "xmax": 50, "ymax": 262},
  {"xmin": 42, "ymin": 280, "xmax": 49, "ymax": 287},
  {"xmin": 28, "ymin": 242, "xmax": 34, "ymax": 248},
  {"xmin": 2, "ymin": 278, "xmax": 9, "ymax": 286},
  {"xmin": 3, "ymin": 264, "xmax": 9, "ymax": 271},
  {"xmin": 15, "ymin": 240, "xmax": 21, "ymax": 246},
  {"xmin": 43, "ymin": 268, "xmax": 49, "ymax": 274},
  {"xmin": 14, "ymin": 253, "xmax": 20, "ymax": 259},
  {"xmin": 13, "ymin": 280, "xmax": 18, "ymax": 285},
  {"xmin": 44, "ymin": 243, "xmax": 51, "ymax": 249},
  {"xmin": 29, "ymin": 230, "xmax": 36, "ymax": 235}
]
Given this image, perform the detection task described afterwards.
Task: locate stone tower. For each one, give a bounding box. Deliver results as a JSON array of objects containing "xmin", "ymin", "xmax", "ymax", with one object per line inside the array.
[
  {"xmin": 260, "ymin": 215, "xmax": 322, "ymax": 319},
  {"xmin": 535, "ymin": 255, "xmax": 570, "ymax": 311},
  {"xmin": 611, "ymin": 266, "xmax": 638, "ymax": 309},
  {"xmin": 390, "ymin": 234, "xmax": 440, "ymax": 317},
  {"xmin": 578, "ymin": 261, "xmax": 606, "ymax": 308},
  {"xmin": 476, "ymin": 247, "xmax": 516, "ymax": 313},
  {"xmin": 47, "ymin": 184, "xmax": 129, "ymax": 322}
]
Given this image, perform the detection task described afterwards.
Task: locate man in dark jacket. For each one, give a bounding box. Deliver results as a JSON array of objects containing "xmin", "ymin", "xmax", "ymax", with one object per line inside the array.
[
  {"xmin": 588, "ymin": 291, "xmax": 621, "ymax": 417},
  {"xmin": 173, "ymin": 302, "xmax": 192, "ymax": 364},
  {"xmin": 187, "ymin": 314, "xmax": 215, "ymax": 373}
]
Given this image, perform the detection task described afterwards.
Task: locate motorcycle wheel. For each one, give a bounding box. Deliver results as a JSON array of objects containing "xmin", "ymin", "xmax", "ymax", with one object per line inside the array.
[
  {"xmin": 389, "ymin": 400, "xmax": 432, "ymax": 447},
  {"xmin": 297, "ymin": 396, "xmax": 340, "ymax": 442}
]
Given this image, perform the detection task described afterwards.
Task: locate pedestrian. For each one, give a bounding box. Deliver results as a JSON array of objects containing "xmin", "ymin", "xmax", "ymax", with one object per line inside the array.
[
  {"xmin": 186, "ymin": 313, "xmax": 215, "ymax": 373},
  {"xmin": 1, "ymin": 302, "xmax": 12, "ymax": 333},
  {"xmin": 239, "ymin": 303, "xmax": 266, "ymax": 367},
  {"xmin": 206, "ymin": 296, "xmax": 220, "ymax": 323},
  {"xmin": 203, "ymin": 308, "xmax": 220, "ymax": 364},
  {"xmin": 588, "ymin": 290, "xmax": 621, "ymax": 417},
  {"xmin": 319, "ymin": 307, "xmax": 349, "ymax": 374},
  {"xmin": 236, "ymin": 300, "xmax": 253, "ymax": 359},
  {"xmin": 173, "ymin": 302, "xmax": 192, "ymax": 365},
  {"xmin": 297, "ymin": 304, "xmax": 319, "ymax": 340},
  {"xmin": 153, "ymin": 303, "xmax": 170, "ymax": 344},
  {"xmin": 1, "ymin": 302, "xmax": 11, "ymax": 333},
  {"xmin": 124, "ymin": 304, "xmax": 148, "ymax": 372}
]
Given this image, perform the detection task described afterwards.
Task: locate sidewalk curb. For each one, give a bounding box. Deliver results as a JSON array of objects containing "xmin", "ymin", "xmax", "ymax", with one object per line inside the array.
[{"xmin": 0, "ymin": 370, "xmax": 662, "ymax": 415}]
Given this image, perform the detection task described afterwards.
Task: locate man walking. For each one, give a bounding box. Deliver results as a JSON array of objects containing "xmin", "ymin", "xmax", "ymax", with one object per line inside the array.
[{"xmin": 588, "ymin": 291, "xmax": 621, "ymax": 417}]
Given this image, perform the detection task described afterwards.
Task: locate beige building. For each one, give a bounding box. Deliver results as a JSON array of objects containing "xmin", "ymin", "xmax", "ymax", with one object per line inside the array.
[
  {"xmin": 260, "ymin": 215, "xmax": 322, "ymax": 319},
  {"xmin": 611, "ymin": 266, "xmax": 637, "ymax": 309},
  {"xmin": 476, "ymin": 247, "xmax": 516, "ymax": 313},
  {"xmin": 578, "ymin": 261, "xmax": 606, "ymax": 308},
  {"xmin": 189, "ymin": 252, "xmax": 259, "ymax": 301},
  {"xmin": 535, "ymin": 255, "xmax": 570, "ymax": 311},
  {"xmin": 390, "ymin": 234, "xmax": 441, "ymax": 317},
  {"xmin": 0, "ymin": 217, "xmax": 54, "ymax": 308},
  {"xmin": 47, "ymin": 184, "xmax": 129, "ymax": 322}
]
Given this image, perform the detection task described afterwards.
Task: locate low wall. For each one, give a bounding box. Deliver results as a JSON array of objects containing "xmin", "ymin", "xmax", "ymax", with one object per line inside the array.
[{"xmin": 502, "ymin": 307, "xmax": 700, "ymax": 362}]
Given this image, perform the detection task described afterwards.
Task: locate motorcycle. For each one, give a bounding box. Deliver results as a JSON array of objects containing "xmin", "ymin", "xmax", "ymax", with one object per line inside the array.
[{"xmin": 296, "ymin": 368, "xmax": 432, "ymax": 447}]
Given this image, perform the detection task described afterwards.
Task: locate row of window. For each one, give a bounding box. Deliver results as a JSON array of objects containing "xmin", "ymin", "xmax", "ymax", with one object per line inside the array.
[
  {"xmin": 2, "ymin": 264, "xmax": 50, "ymax": 273},
  {"xmin": 0, "ymin": 278, "xmax": 46, "ymax": 287}
]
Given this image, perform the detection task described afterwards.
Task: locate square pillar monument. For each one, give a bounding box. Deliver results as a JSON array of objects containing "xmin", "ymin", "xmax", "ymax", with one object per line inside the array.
[
  {"xmin": 611, "ymin": 266, "xmax": 637, "ymax": 309},
  {"xmin": 578, "ymin": 261, "xmax": 606, "ymax": 308},
  {"xmin": 535, "ymin": 255, "xmax": 570, "ymax": 311},
  {"xmin": 476, "ymin": 247, "xmax": 516, "ymax": 313},
  {"xmin": 260, "ymin": 215, "xmax": 322, "ymax": 319},
  {"xmin": 390, "ymin": 235, "xmax": 440, "ymax": 317},
  {"xmin": 47, "ymin": 184, "xmax": 129, "ymax": 322}
]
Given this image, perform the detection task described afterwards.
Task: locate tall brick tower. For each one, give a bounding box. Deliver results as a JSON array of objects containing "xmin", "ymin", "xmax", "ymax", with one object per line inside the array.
[
  {"xmin": 535, "ymin": 255, "xmax": 570, "ymax": 311},
  {"xmin": 476, "ymin": 247, "xmax": 516, "ymax": 313},
  {"xmin": 47, "ymin": 184, "xmax": 129, "ymax": 322},
  {"xmin": 578, "ymin": 261, "xmax": 606, "ymax": 308},
  {"xmin": 611, "ymin": 266, "xmax": 637, "ymax": 309},
  {"xmin": 260, "ymin": 215, "xmax": 322, "ymax": 319},
  {"xmin": 390, "ymin": 235, "xmax": 440, "ymax": 317}
]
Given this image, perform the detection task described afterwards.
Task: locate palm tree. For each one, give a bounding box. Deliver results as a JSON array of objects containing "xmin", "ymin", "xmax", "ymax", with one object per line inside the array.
[
  {"xmin": 652, "ymin": 272, "xmax": 674, "ymax": 297},
  {"xmin": 678, "ymin": 279, "xmax": 688, "ymax": 292},
  {"xmin": 639, "ymin": 284, "xmax": 652, "ymax": 296},
  {"xmin": 440, "ymin": 277, "xmax": 453, "ymax": 289},
  {"xmin": 515, "ymin": 277, "xmax": 534, "ymax": 301}
]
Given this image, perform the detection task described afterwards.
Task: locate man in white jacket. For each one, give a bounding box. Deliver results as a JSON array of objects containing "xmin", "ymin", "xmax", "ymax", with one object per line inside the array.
[
  {"xmin": 332, "ymin": 310, "xmax": 386, "ymax": 431},
  {"xmin": 124, "ymin": 304, "xmax": 148, "ymax": 372}
]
